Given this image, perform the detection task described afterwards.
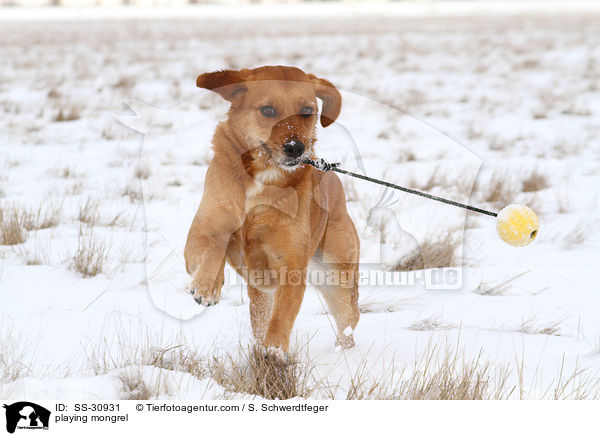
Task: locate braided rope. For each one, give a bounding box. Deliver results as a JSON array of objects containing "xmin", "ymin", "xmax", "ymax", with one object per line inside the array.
[{"xmin": 303, "ymin": 158, "xmax": 498, "ymax": 218}]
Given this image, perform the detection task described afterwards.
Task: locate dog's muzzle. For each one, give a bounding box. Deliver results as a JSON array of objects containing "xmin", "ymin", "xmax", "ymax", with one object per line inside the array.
[{"xmin": 283, "ymin": 140, "xmax": 305, "ymax": 159}]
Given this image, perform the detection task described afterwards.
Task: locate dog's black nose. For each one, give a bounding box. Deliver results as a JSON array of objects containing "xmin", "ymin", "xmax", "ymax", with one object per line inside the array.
[{"xmin": 283, "ymin": 140, "xmax": 305, "ymax": 158}]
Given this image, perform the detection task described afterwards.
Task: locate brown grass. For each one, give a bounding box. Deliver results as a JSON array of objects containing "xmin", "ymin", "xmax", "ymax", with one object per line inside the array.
[
  {"xmin": 396, "ymin": 349, "xmax": 511, "ymax": 400},
  {"xmin": 122, "ymin": 182, "xmax": 143, "ymax": 203},
  {"xmin": 0, "ymin": 327, "xmax": 33, "ymax": 384},
  {"xmin": 75, "ymin": 319, "xmax": 600, "ymax": 400},
  {"xmin": 396, "ymin": 148, "xmax": 417, "ymax": 163},
  {"xmin": 84, "ymin": 324, "xmax": 312, "ymax": 400},
  {"xmin": 358, "ymin": 294, "xmax": 418, "ymax": 314},
  {"xmin": 409, "ymin": 167, "xmax": 472, "ymax": 196},
  {"xmin": 546, "ymin": 218, "xmax": 598, "ymax": 249},
  {"xmin": 31, "ymin": 202, "xmax": 62, "ymax": 230},
  {"xmin": 0, "ymin": 204, "xmax": 28, "ymax": 245},
  {"xmin": 54, "ymin": 166, "xmax": 77, "ymax": 179},
  {"xmin": 475, "ymin": 271, "xmax": 529, "ymax": 296},
  {"xmin": 554, "ymin": 189, "xmax": 572, "ymax": 214},
  {"xmin": 410, "ymin": 316, "xmax": 454, "ymax": 331},
  {"xmin": 13, "ymin": 238, "xmax": 53, "ymax": 266},
  {"xmin": 420, "ymin": 229, "xmax": 460, "ymax": 269},
  {"xmin": 335, "ymin": 340, "xmax": 512, "ymax": 400},
  {"xmin": 78, "ymin": 197, "xmax": 100, "ymax": 226},
  {"xmin": 70, "ymin": 227, "xmax": 106, "ymax": 278},
  {"xmin": 112, "ymin": 76, "xmax": 134, "ymax": 89},
  {"xmin": 390, "ymin": 250, "xmax": 425, "ymax": 271},
  {"xmin": 473, "ymin": 171, "xmax": 518, "ymax": 208},
  {"xmin": 53, "ymin": 106, "xmax": 80, "ymax": 122},
  {"xmin": 206, "ymin": 345, "xmax": 314, "ymax": 400},
  {"xmin": 517, "ymin": 316, "xmax": 563, "ymax": 336},
  {"xmin": 134, "ymin": 163, "xmax": 151, "ymax": 180},
  {"xmin": 390, "ymin": 228, "xmax": 459, "ymax": 271},
  {"xmin": 118, "ymin": 370, "xmax": 152, "ymax": 400},
  {"xmin": 521, "ymin": 170, "xmax": 549, "ymax": 192},
  {"xmin": 0, "ymin": 201, "xmax": 63, "ymax": 246}
]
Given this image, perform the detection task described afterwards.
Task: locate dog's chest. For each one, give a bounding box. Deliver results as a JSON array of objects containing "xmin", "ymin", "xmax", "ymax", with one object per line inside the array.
[{"xmin": 244, "ymin": 180, "xmax": 299, "ymax": 219}]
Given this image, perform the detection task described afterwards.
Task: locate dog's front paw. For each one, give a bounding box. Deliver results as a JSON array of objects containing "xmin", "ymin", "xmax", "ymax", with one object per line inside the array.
[
  {"xmin": 188, "ymin": 282, "xmax": 220, "ymax": 307},
  {"xmin": 258, "ymin": 345, "xmax": 289, "ymax": 365}
]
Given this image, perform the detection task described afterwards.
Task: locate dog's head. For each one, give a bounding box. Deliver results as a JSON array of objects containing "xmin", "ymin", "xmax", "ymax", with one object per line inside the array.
[{"xmin": 197, "ymin": 66, "xmax": 341, "ymax": 171}]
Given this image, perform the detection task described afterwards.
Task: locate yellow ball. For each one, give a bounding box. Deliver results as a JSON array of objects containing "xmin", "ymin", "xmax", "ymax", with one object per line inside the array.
[{"xmin": 496, "ymin": 204, "xmax": 539, "ymax": 247}]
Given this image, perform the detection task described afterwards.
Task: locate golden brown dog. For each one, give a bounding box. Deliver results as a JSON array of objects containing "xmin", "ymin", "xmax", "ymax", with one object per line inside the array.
[{"xmin": 184, "ymin": 66, "xmax": 359, "ymax": 355}]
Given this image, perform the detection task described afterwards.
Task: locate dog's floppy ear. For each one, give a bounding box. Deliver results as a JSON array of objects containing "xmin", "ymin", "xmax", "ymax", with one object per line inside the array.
[
  {"xmin": 310, "ymin": 75, "xmax": 342, "ymax": 127},
  {"xmin": 196, "ymin": 69, "xmax": 249, "ymax": 102}
]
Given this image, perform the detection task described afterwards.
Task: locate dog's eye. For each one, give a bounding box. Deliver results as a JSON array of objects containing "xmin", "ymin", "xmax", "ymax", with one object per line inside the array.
[
  {"xmin": 300, "ymin": 106, "xmax": 314, "ymax": 117},
  {"xmin": 260, "ymin": 106, "xmax": 276, "ymax": 118}
]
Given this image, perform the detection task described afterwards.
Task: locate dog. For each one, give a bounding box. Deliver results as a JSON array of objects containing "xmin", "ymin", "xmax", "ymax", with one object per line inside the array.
[{"xmin": 184, "ymin": 66, "xmax": 360, "ymax": 356}]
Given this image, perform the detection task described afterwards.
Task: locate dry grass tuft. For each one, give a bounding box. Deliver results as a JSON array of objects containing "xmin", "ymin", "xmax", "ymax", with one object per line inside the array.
[
  {"xmin": 476, "ymin": 271, "xmax": 529, "ymax": 296},
  {"xmin": 0, "ymin": 204, "xmax": 28, "ymax": 245},
  {"xmin": 400, "ymin": 349, "xmax": 511, "ymax": 400},
  {"xmin": 122, "ymin": 182, "xmax": 143, "ymax": 203},
  {"xmin": 0, "ymin": 328, "xmax": 33, "ymax": 384},
  {"xmin": 554, "ymin": 190, "xmax": 572, "ymax": 214},
  {"xmin": 70, "ymin": 227, "xmax": 106, "ymax": 278},
  {"xmin": 339, "ymin": 341, "xmax": 512, "ymax": 400},
  {"xmin": 408, "ymin": 167, "xmax": 472, "ymax": 197},
  {"xmin": 517, "ymin": 316, "xmax": 563, "ymax": 336},
  {"xmin": 207, "ymin": 345, "xmax": 314, "ymax": 400},
  {"xmin": 150, "ymin": 345, "xmax": 204, "ymax": 379},
  {"xmin": 419, "ymin": 229, "xmax": 460, "ymax": 269},
  {"xmin": 105, "ymin": 210, "xmax": 127, "ymax": 228},
  {"xmin": 548, "ymin": 358, "xmax": 600, "ymax": 400},
  {"xmin": 473, "ymin": 171, "xmax": 518, "ymax": 208},
  {"xmin": 521, "ymin": 170, "xmax": 549, "ymax": 192},
  {"xmin": 396, "ymin": 149, "xmax": 417, "ymax": 163},
  {"xmin": 1, "ymin": 201, "xmax": 63, "ymax": 246},
  {"xmin": 84, "ymin": 326, "xmax": 311, "ymax": 399},
  {"xmin": 55, "ymin": 166, "xmax": 76, "ymax": 179},
  {"xmin": 358, "ymin": 294, "xmax": 418, "ymax": 314},
  {"xmin": 118, "ymin": 370, "xmax": 152, "ymax": 400},
  {"xmin": 545, "ymin": 218, "xmax": 599, "ymax": 249},
  {"xmin": 410, "ymin": 316, "xmax": 454, "ymax": 331},
  {"xmin": 53, "ymin": 106, "xmax": 80, "ymax": 122},
  {"xmin": 390, "ymin": 248, "xmax": 425, "ymax": 272},
  {"xmin": 134, "ymin": 163, "xmax": 151, "ymax": 180},
  {"xmin": 78, "ymin": 197, "xmax": 99, "ymax": 226},
  {"xmin": 12, "ymin": 237, "xmax": 53, "ymax": 266},
  {"xmin": 31, "ymin": 202, "xmax": 62, "ymax": 230}
]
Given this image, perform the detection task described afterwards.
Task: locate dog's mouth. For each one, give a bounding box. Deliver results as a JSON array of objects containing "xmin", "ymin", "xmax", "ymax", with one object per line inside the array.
[
  {"xmin": 279, "ymin": 156, "xmax": 306, "ymax": 171},
  {"xmin": 284, "ymin": 159, "xmax": 301, "ymax": 167},
  {"xmin": 259, "ymin": 140, "xmax": 311, "ymax": 171}
]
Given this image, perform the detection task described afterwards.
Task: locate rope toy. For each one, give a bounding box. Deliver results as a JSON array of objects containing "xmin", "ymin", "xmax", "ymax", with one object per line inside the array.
[{"xmin": 303, "ymin": 158, "xmax": 539, "ymax": 247}]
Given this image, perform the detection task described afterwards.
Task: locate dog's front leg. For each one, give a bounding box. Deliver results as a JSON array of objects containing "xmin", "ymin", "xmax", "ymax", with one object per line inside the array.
[
  {"xmin": 184, "ymin": 160, "xmax": 245, "ymax": 307},
  {"xmin": 184, "ymin": 229, "xmax": 229, "ymax": 307},
  {"xmin": 262, "ymin": 276, "xmax": 306, "ymax": 355}
]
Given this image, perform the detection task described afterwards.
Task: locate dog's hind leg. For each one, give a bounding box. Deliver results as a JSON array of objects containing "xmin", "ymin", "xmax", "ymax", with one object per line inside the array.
[{"xmin": 316, "ymin": 216, "xmax": 360, "ymax": 349}]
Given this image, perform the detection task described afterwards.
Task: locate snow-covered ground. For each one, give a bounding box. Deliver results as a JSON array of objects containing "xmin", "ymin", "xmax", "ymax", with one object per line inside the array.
[{"xmin": 1, "ymin": 4, "xmax": 600, "ymax": 399}]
